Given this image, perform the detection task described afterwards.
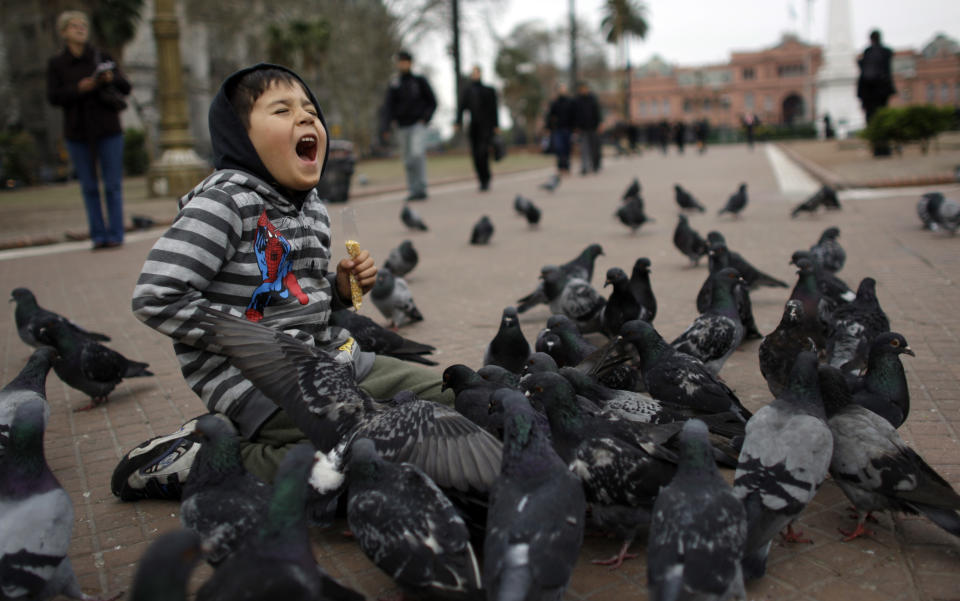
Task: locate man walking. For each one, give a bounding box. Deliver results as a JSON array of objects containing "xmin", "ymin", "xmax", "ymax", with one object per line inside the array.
[
  {"xmin": 545, "ymin": 83, "xmax": 576, "ymax": 176},
  {"xmin": 857, "ymin": 30, "xmax": 896, "ymax": 156},
  {"xmin": 456, "ymin": 66, "xmax": 499, "ymax": 191},
  {"xmin": 574, "ymin": 81, "xmax": 602, "ymax": 174},
  {"xmin": 382, "ymin": 50, "xmax": 437, "ymax": 200}
]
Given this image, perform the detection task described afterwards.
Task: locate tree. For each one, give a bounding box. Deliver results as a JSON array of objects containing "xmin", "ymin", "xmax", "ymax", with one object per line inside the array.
[
  {"xmin": 90, "ymin": 0, "xmax": 145, "ymax": 60},
  {"xmin": 495, "ymin": 22, "xmax": 561, "ymax": 144},
  {"xmin": 600, "ymin": 0, "xmax": 648, "ymax": 121}
]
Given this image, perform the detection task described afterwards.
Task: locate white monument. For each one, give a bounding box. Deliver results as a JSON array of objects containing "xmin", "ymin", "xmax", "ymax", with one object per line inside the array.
[{"xmin": 815, "ymin": 0, "xmax": 864, "ymax": 138}]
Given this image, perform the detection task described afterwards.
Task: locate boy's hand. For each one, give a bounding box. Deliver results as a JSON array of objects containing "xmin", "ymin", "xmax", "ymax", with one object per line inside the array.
[{"xmin": 336, "ymin": 249, "xmax": 376, "ymax": 302}]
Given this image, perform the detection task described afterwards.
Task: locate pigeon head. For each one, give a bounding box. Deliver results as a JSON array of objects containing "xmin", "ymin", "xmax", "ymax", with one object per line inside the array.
[
  {"xmin": 535, "ymin": 332, "xmax": 560, "ymax": 355},
  {"xmin": 187, "ymin": 413, "xmax": 238, "ymax": 444},
  {"xmin": 497, "ymin": 389, "xmax": 540, "ymax": 448},
  {"xmin": 520, "ymin": 371, "xmax": 579, "ymax": 429},
  {"xmin": 266, "ymin": 442, "xmax": 320, "ymax": 533},
  {"xmin": 870, "ymin": 332, "xmax": 915, "ymax": 358},
  {"xmin": 10, "ymin": 287, "xmax": 37, "ymax": 307},
  {"xmin": 540, "ymin": 266, "xmax": 567, "ymax": 298},
  {"xmin": 129, "ymin": 529, "xmax": 204, "ymax": 601},
  {"xmin": 677, "ymin": 213, "xmax": 689, "ymax": 225},
  {"xmin": 793, "ymin": 257, "xmax": 815, "ymax": 275},
  {"xmin": 441, "ymin": 364, "xmax": 482, "ymax": 393},
  {"xmin": 674, "ymin": 184, "xmax": 682, "ymax": 192},
  {"xmin": 3, "ymin": 398, "xmax": 48, "ymax": 478},
  {"xmin": 477, "ymin": 364, "xmax": 519, "ymax": 388},
  {"xmin": 817, "ymin": 364, "xmax": 853, "ymax": 417},
  {"xmin": 545, "ymin": 314, "xmax": 576, "ymax": 332},
  {"xmin": 712, "ymin": 267, "xmax": 745, "ymax": 288},
  {"xmin": 706, "ymin": 231, "xmax": 726, "ymax": 246},
  {"xmin": 4, "ymin": 346, "xmax": 56, "ymax": 395},
  {"xmin": 346, "ymin": 438, "xmax": 384, "ymax": 484},
  {"xmin": 522, "ymin": 352, "xmax": 559, "ymax": 377},
  {"xmin": 371, "ymin": 268, "xmax": 395, "ymax": 299},
  {"xmin": 499, "ymin": 306, "xmax": 520, "ymax": 328},
  {"xmin": 790, "ymin": 250, "xmax": 813, "ymax": 267},
  {"xmin": 631, "ymin": 257, "xmax": 652, "ymax": 274},
  {"xmin": 783, "ymin": 351, "xmax": 824, "ymax": 411},
  {"xmin": 618, "ymin": 319, "xmax": 668, "ymax": 367},
  {"xmin": 819, "ymin": 227, "xmax": 840, "ymax": 242},
  {"xmin": 604, "ymin": 267, "xmax": 629, "ymax": 288},
  {"xmin": 854, "ymin": 277, "xmax": 878, "ymax": 302},
  {"xmin": 677, "ymin": 418, "xmax": 716, "ymax": 474},
  {"xmin": 582, "ymin": 243, "xmax": 604, "ymax": 260},
  {"xmin": 399, "ymin": 239, "xmax": 417, "ymax": 261}
]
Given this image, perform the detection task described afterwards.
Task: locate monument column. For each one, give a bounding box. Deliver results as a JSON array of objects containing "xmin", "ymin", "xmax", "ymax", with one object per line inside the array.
[
  {"xmin": 147, "ymin": 0, "xmax": 209, "ymax": 198},
  {"xmin": 815, "ymin": 0, "xmax": 864, "ymax": 138}
]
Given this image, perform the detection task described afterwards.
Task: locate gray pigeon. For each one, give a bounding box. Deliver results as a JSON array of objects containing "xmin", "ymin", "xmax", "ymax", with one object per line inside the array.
[
  {"xmin": 41, "ymin": 318, "xmax": 153, "ymax": 411},
  {"xmin": 543, "ymin": 270, "xmax": 606, "ymax": 335},
  {"xmin": 847, "ymin": 332, "xmax": 914, "ymax": 428},
  {"xmin": 534, "ymin": 314, "xmax": 598, "ymax": 368},
  {"xmin": 601, "ymin": 267, "xmax": 641, "ymax": 339},
  {"xmin": 648, "ymin": 419, "xmax": 747, "ymax": 601},
  {"xmin": 733, "ymin": 352, "xmax": 833, "ymax": 580},
  {"xmin": 11, "ymin": 287, "xmax": 110, "ymax": 349},
  {"xmin": 513, "ymin": 195, "xmax": 542, "ymax": 226},
  {"xmin": 809, "ymin": 227, "xmax": 846, "ymax": 273},
  {"xmin": 540, "ymin": 173, "xmax": 560, "ymax": 192},
  {"xmin": 825, "ymin": 277, "xmax": 890, "ymax": 374},
  {"xmin": 484, "ymin": 390, "xmax": 586, "ymax": 599},
  {"xmin": 401, "ymin": 204, "xmax": 429, "ymax": 231},
  {"xmin": 759, "ymin": 300, "xmax": 820, "ymax": 396},
  {"xmin": 674, "ymin": 184, "xmax": 706, "ymax": 213},
  {"xmin": 671, "ymin": 267, "xmax": 745, "ymax": 375},
  {"xmin": 628, "ymin": 258, "xmax": 657, "ymax": 323},
  {"xmin": 383, "ymin": 239, "xmax": 418, "ymax": 277},
  {"xmin": 673, "ymin": 215, "xmax": 708, "ymax": 267},
  {"xmin": 330, "ymin": 309, "xmax": 437, "ymax": 365},
  {"xmin": 484, "ymin": 306, "xmax": 531, "ymax": 374},
  {"xmin": 347, "ymin": 438, "xmax": 483, "ymax": 601},
  {"xmin": 129, "ymin": 529, "xmax": 203, "ymax": 601},
  {"xmin": 819, "ymin": 365, "xmax": 960, "ymax": 541},
  {"xmin": 470, "ymin": 215, "xmax": 494, "ymax": 245},
  {"xmin": 616, "ymin": 196, "xmax": 653, "ymax": 233},
  {"xmin": 180, "ymin": 414, "xmax": 271, "ymax": 565},
  {"xmin": 371, "ymin": 267, "xmax": 423, "ymax": 329},
  {"xmin": 718, "ymin": 183, "xmax": 747, "ymax": 218},
  {"xmin": 515, "ymin": 244, "xmax": 604, "ymax": 314},
  {"xmin": 442, "ymin": 364, "xmax": 504, "ymax": 438},
  {"xmin": 916, "ymin": 191, "xmax": 960, "ymax": 233},
  {"xmin": 195, "ymin": 443, "xmax": 364, "ymax": 601},
  {"xmin": 0, "ymin": 346, "xmax": 55, "ymax": 454},
  {"xmin": 623, "ymin": 177, "xmax": 641, "ymax": 201},
  {"xmin": 1, "ymin": 398, "xmax": 120, "ymax": 601}
]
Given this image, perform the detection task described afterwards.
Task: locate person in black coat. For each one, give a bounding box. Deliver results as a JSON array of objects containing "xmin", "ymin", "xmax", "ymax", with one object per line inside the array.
[
  {"xmin": 47, "ymin": 10, "xmax": 131, "ymax": 250},
  {"xmin": 673, "ymin": 120, "xmax": 687, "ymax": 155},
  {"xmin": 381, "ymin": 50, "xmax": 437, "ymax": 200},
  {"xmin": 545, "ymin": 83, "xmax": 576, "ymax": 175},
  {"xmin": 857, "ymin": 30, "xmax": 896, "ymax": 156},
  {"xmin": 456, "ymin": 66, "xmax": 500, "ymax": 191},
  {"xmin": 574, "ymin": 81, "xmax": 602, "ymax": 174}
]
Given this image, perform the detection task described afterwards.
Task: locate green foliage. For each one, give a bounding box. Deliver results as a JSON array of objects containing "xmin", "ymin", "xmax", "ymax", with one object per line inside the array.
[
  {"xmin": 754, "ymin": 122, "xmax": 818, "ymax": 141},
  {"xmin": 861, "ymin": 105, "xmax": 955, "ymax": 153},
  {"xmin": 123, "ymin": 128, "xmax": 149, "ymax": 176},
  {"xmin": 90, "ymin": 0, "xmax": 145, "ymax": 56},
  {"xmin": 0, "ymin": 130, "xmax": 41, "ymax": 185},
  {"xmin": 600, "ymin": 0, "xmax": 648, "ymax": 44},
  {"xmin": 266, "ymin": 17, "xmax": 331, "ymax": 73}
]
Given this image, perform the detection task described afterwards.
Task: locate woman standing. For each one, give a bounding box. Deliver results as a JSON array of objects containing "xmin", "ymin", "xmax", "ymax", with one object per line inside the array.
[{"xmin": 47, "ymin": 10, "xmax": 131, "ymax": 249}]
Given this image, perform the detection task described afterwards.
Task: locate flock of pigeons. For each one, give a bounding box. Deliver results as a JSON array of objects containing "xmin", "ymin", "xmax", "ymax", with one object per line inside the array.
[{"xmin": 3, "ymin": 173, "xmax": 960, "ymax": 601}]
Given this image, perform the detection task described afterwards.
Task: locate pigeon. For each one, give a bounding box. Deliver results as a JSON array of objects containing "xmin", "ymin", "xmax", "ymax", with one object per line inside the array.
[
  {"xmin": 787, "ymin": 258, "xmax": 830, "ymax": 346},
  {"xmin": 847, "ymin": 332, "xmax": 914, "ymax": 428},
  {"xmin": 916, "ymin": 191, "xmax": 960, "ymax": 233},
  {"xmin": 616, "ymin": 196, "xmax": 653, "ymax": 233},
  {"xmin": 705, "ymin": 232, "xmax": 788, "ymax": 290},
  {"xmin": 130, "ymin": 215, "xmax": 157, "ymax": 230},
  {"xmin": 673, "ymin": 214, "xmax": 709, "ymax": 266},
  {"xmin": 513, "ymin": 194, "xmax": 542, "ymax": 226},
  {"xmin": 533, "ymin": 314, "xmax": 598, "ymax": 367},
  {"xmin": 1, "ymin": 398, "xmax": 121, "ymax": 601},
  {"xmin": 619, "ymin": 319, "xmax": 752, "ymax": 423},
  {"xmin": 346, "ymin": 438, "xmax": 483, "ymax": 601},
  {"xmin": 180, "ymin": 414, "xmax": 271, "ymax": 565},
  {"xmin": 809, "ymin": 226, "xmax": 846, "ymax": 273},
  {"xmin": 825, "ymin": 277, "xmax": 890, "ymax": 373},
  {"xmin": 622, "ymin": 177, "xmax": 641, "ymax": 201},
  {"xmin": 790, "ymin": 250, "xmax": 855, "ymax": 307},
  {"xmin": 543, "ymin": 269, "xmax": 606, "ymax": 334},
  {"xmin": 330, "ymin": 308, "xmax": 437, "ymax": 365},
  {"xmin": 11, "ymin": 287, "xmax": 110, "ymax": 349},
  {"xmin": 194, "ymin": 308, "xmax": 502, "ymax": 497},
  {"xmin": 718, "ymin": 183, "xmax": 747, "ymax": 218},
  {"xmin": 601, "ymin": 267, "xmax": 641, "ymax": 339},
  {"xmin": 647, "ymin": 419, "xmax": 747, "ymax": 601},
  {"xmin": 484, "ymin": 306, "xmax": 531, "ymax": 374},
  {"xmin": 128, "ymin": 529, "xmax": 203, "ymax": 601},
  {"xmin": 540, "ymin": 173, "xmax": 560, "ymax": 192},
  {"xmin": 371, "ymin": 267, "xmax": 423, "ymax": 329},
  {"xmin": 916, "ymin": 192, "xmax": 942, "ymax": 231},
  {"xmin": 733, "ymin": 352, "xmax": 833, "ymax": 580},
  {"xmin": 401, "ymin": 204, "xmax": 429, "ymax": 231},
  {"xmin": 196, "ymin": 443, "xmax": 365, "ymax": 601},
  {"xmin": 672, "ymin": 267, "xmax": 745, "ymax": 375},
  {"xmin": 557, "ymin": 367, "xmax": 693, "ymax": 427},
  {"xmin": 819, "ymin": 364, "xmax": 960, "ymax": 541},
  {"xmin": 522, "ymin": 372, "xmax": 678, "ymax": 568},
  {"xmin": 0, "ymin": 346, "xmax": 55, "ymax": 454},
  {"xmin": 628, "ymin": 257, "xmax": 657, "ymax": 323},
  {"xmin": 476, "ymin": 365, "xmax": 521, "ymax": 390},
  {"xmin": 674, "ymin": 184, "xmax": 706, "ymax": 212},
  {"xmin": 40, "ymin": 318, "xmax": 153, "ymax": 411},
  {"xmin": 470, "ymin": 215, "xmax": 494, "ymax": 245},
  {"xmin": 442, "ymin": 364, "xmax": 505, "ymax": 438},
  {"xmin": 383, "ymin": 239, "xmax": 419, "ymax": 277},
  {"xmin": 790, "ymin": 185, "xmax": 841, "ymax": 218},
  {"xmin": 515, "ymin": 243, "xmax": 604, "ymax": 313},
  {"xmin": 483, "ymin": 390, "xmax": 586, "ymax": 599},
  {"xmin": 698, "ymin": 242, "xmax": 763, "ymax": 342},
  {"xmin": 759, "ymin": 300, "xmax": 820, "ymax": 396}
]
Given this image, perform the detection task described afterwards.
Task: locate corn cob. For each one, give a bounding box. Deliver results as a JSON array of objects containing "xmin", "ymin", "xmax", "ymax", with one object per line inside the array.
[{"xmin": 344, "ymin": 240, "xmax": 362, "ymax": 310}]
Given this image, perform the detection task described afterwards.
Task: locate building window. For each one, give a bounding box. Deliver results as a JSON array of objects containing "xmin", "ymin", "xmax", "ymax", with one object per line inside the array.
[
  {"xmin": 650, "ymin": 101, "xmax": 658, "ymax": 117},
  {"xmin": 639, "ymin": 101, "xmax": 646, "ymax": 117},
  {"xmin": 942, "ymin": 83, "xmax": 950, "ymax": 103},
  {"xmin": 902, "ymin": 87, "xmax": 912, "ymax": 101},
  {"xmin": 777, "ymin": 64, "xmax": 806, "ymax": 77},
  {"xmin": 743, "ymin": 67, "xmax": 755, "ymax": 80},
  {"xmin": 764, "ymin": 96, "xmax": 773, "ymax": 111},
  {"xmin": 744, "ymin": 92, "xmax": 754, "ymax": 110},
  {"xmin": 683, "ymin": 99, "xmax": 692, "ymax": 112},
  {"xmin": 926, "ymin": 83, "xmax": 935, "ymax": 102},
  {"xmin": 663, "ymin": 99, "xmax": 670, "ymax": 115}
]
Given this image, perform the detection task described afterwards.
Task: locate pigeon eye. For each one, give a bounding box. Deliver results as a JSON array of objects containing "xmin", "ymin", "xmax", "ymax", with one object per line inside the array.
[
  {"xmin": 534, "ymin": 386, "xmax": 543, "ymax": 394},
  {"xmin": 890, "ymin": 338, "xmax": 900, "ymax": 348}
]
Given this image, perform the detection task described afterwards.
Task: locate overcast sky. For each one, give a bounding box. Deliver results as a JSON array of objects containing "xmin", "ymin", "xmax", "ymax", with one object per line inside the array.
[{"xmin": 413, "ymin": 0, "xmax": 960, "ymax": 129}]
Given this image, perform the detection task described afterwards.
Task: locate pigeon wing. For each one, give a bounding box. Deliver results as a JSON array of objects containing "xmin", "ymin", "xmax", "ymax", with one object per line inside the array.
[{"xmin": 0, "ymin": 488, "xmax": 73, "ymax": 600}]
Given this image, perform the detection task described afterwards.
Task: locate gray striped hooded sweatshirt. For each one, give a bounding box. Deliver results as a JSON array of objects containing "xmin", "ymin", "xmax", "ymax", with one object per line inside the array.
[{"xmin": 131, "ymin": 169, "xmax": 374, "ymax": 437}]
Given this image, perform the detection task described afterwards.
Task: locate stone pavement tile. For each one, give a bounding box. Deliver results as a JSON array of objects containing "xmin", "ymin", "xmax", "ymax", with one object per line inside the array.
[
  {"xmin": 745, "ymin": 574, "xmax": 803, "ymax": 600},
  {"xmin": 916, "ymin": 573, "xmax": 960, "ymax": 601}
]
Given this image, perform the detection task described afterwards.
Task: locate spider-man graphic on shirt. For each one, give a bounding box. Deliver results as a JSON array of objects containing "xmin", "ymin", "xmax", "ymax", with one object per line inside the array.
[{"xmin": 245, "ymin": 210, "xmax": 308, "ymax": 322}]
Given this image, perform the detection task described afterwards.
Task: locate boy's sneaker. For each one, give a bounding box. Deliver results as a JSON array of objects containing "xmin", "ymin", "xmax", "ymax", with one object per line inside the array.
[{"xmin": 111, "ymin": 417, "xmax": 203, "ymax": 501}]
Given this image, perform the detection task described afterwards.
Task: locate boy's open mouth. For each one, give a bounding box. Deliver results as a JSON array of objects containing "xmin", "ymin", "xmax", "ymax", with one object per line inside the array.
[{"xmin": 296, "ymin": 135, "xmax": 318, "ymax": 161}]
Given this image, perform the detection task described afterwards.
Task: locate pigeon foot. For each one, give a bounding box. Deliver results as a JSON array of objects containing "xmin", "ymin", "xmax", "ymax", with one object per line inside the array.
[
  {"xmin": 74, "ymin": 396, "xmax": 108, "ymax": 412},
  {"xmin": 591, "ymin": 540, "xmax": 637, "ymax": 569},
  {"xmin": 839, "ymin": 520, "xmax": 874, "ymax": 542},
  {"xmin": 779, "ymin": 523, "xmax": 813, "ymax": 544}
]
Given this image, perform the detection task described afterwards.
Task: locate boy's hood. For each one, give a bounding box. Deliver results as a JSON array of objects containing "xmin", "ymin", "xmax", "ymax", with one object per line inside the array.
[{"xmin": 206, "ymin": 63, "xmax": 329, "ymax": 202}]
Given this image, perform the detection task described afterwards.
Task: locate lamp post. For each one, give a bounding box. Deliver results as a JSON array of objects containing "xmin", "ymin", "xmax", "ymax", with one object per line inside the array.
[{"xmin": 147, "ymin": 0, "xmax": 209, "ymax": 198}]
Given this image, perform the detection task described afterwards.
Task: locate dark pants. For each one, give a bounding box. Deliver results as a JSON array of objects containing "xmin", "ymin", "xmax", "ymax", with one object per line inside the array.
[
  {"xmin": 470, "ymin": 126, "xmax": 493, "ymax": 188},
  {"xmin": 579, "ymin": 130, "xmax": 600, "ymax": 173},
  {"xmin": 551, "ymin": 129, "xmax": 572, "ymax": 172},
  {"xmin": 65, "ymin": 133, "xmax": 125, "ymax": 245}
]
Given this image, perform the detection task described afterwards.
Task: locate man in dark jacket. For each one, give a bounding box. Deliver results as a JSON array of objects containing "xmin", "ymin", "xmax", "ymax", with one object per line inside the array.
[
  {"xmin": 382, "ymin": 50, "xmax": 437, "ymax": 200},
  {"xmin": 545, "ymin": 83, "xmax": 576, "ymax": 175},
  {"xmin": 857, "ymin": 30, "xmax": 896, "ymax": 155},
  {"xmin": 456, "ymin": 66, "xmax": 499, "ymax": 191},
  {"xmin": 574, "ymin": 81, "xmax": 602, "ymax": 174},
  {"xmin": 47, "ymin": 10, "xmax": 131, "ymax": 249}
]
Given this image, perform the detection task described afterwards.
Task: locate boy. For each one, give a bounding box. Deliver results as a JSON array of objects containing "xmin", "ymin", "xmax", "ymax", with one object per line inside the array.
[{"xmin": 112, "ymin": 64, "xmax": 451, "ymax": 500}]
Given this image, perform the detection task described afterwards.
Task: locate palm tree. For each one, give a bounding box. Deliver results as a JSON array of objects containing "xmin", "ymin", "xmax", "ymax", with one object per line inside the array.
[{"xmin": 600, "ymin": 0, "xmax": 648, "ymax": 122}]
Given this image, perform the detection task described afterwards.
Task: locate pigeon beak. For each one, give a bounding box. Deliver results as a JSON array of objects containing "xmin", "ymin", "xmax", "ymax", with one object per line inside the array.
[
  {"xmin": 903, "ymin": 347, "xmax": 916, "ymax": 357},
  {"xmin": 604, "ymin": 280, "xmax": 612, "ymax": 288}
]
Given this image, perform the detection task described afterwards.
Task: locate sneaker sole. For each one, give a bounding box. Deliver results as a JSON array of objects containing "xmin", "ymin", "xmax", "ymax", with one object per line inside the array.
[{"xmin": 111, "ymin": 418, "xmax": 201, "ymax": 501}]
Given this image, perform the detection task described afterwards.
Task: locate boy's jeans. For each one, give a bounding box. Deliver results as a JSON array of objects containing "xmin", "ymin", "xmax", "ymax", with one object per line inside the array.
[
  {"xmin": 65, "ymin": 133, "xmax": 125, "ymax": 245},
  {"xmin": 397, "ymin": 122, "xmax": 428, "ymax": 197}
]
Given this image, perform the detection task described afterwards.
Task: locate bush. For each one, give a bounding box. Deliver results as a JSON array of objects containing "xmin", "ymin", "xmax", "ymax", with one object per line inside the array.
[
  {"xmin": 861, "ymin": 105, "xmax": 954, "ymax": 153},
  {"xmin": 123, "ymin": 128, "xmax": 150, "ymax": 175},
  {"xmin": 0, "ymin": 130, "xmax": 41, "ymax": 186},
  {"xmin": 755, "ymin": 122, "xmax": 818, "ymax": 141}
]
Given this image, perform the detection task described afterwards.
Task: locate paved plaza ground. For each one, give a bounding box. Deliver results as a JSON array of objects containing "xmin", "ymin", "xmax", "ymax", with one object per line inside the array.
[{"xmin": 1, "ymin": 141, "xmax": 959, "ymax": 600}]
